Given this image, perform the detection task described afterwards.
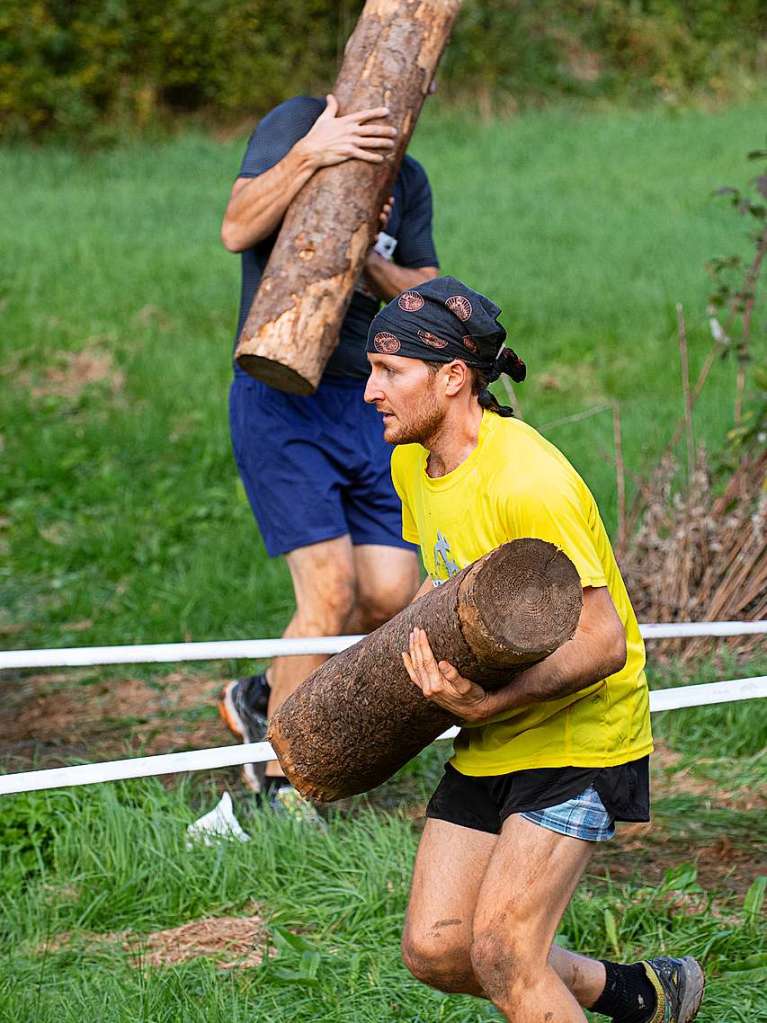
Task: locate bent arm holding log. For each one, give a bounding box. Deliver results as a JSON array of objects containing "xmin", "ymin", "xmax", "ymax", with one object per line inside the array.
[
  {"xmin": 403, "ymin": 586, "xmax": 627, "ymax": 722},
  {"xmin": 220, "ymin": 94, "xmax": 397, "ymax": 253}
]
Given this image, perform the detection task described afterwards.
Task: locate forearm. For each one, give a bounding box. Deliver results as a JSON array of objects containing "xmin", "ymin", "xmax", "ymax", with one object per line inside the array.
[
  {"xmin": 221, "ymin": 142, "xmax": 317, "ymax": 252},
  {"xmin": 363, "ymin": 253, "xmax": 438, "ymax": 301},
  {"xmin": 481, "ymin": 643, "xmax": 608, "ymax": 718},
  {"xmin": 477, "ymin": 610, "xmax": 627, "ymax": 720}
]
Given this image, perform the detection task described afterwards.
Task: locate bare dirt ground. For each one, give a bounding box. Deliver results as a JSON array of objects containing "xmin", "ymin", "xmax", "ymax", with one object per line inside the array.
[
  {"xmin": 39, "ymin": 904, "xmax": 273, "ymax": 970},
  {"xmin": 1, "ymin": 668, "xmax": 226, "ymax": 769},
  {"xmin": 3, "ymin": 668, "xmax": 764, "ymax": 896}
]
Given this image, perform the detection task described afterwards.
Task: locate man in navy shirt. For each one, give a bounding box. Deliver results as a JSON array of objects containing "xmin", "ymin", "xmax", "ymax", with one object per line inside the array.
[{"xmin": 219, "ymin": 94, "xmax": 440, "ymax": 806}]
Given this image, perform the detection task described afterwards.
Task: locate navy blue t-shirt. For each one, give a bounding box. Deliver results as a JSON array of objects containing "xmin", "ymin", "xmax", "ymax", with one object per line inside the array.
[{"xmin": 233, "ymin": 96, "xmax": 439, "ymax": 380}]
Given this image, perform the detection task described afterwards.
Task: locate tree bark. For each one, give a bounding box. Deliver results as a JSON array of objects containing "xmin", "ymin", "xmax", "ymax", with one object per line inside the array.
[
  {"xmin": 235, "ymin": 0, "xmax": 461, "ymax": 394},
  {"xmin": 268, "ymin": 539, "xmax": 582, "ymax": 802}
]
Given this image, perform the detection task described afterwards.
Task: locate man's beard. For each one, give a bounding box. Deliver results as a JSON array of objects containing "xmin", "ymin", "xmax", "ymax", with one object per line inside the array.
[{"xmin": 384, "ymin": 389, "xmax": 444, "ymax": 446}]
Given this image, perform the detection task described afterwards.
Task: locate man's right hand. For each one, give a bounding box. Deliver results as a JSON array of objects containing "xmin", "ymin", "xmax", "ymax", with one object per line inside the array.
[
  {"xmin": 294, "ymin": 94, "xmax": 397, "ymax": 169},
  {"xmin": 221, "ymin": 96, "xmax": 397, "ymax": 252}
]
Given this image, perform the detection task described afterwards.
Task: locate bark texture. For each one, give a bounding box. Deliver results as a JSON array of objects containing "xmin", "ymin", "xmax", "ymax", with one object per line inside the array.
[
  {"xmin": 268, "ymin": 539, "xmax": 582, "ymax": 801},
  {"xmin": 235, "ymin": 0, "xmax": 461, "ymax": 394}
]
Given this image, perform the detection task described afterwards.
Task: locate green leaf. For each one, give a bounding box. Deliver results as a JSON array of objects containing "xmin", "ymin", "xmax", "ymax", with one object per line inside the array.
[
  {"xmin": 661, "ymin": 862, "xmax": 700, "ymax": 893},
  {"xmin": 720, "ymin": 966, "xmax": 767, "ymax": 982},
  {"xmin": 603, "ymin": 909, "xmax": 620, "ymax": 957},
  {"xmin": 725, "ymin": 953, "xmax": 767, "ymax": 972},
  {"xmin": 270, "ymin": 925, "xmax": 319, "ymax": 955},
  {"xmin": 743, "ymin": 876, "xmax": 766, "ymax": 925},
  {"xmin": 299, "ymin": 949, "xmax": 322, "ymax": 979}
]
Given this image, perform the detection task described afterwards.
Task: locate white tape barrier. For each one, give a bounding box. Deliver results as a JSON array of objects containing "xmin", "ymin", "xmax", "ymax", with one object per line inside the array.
[
  {"xmin": 0, "ymin": 637, "xmax": 363, "ymax": 671},
  {"xmin": 1, "ymin": 621, "xmax": 765, "ymax": 671},
  {"xmin": 1, "ymin": 675, "xmax": 765, "ymax": 796},
  {"xmin": 640, "ymin": 622, "xmax": 767, "ymax": 640}
]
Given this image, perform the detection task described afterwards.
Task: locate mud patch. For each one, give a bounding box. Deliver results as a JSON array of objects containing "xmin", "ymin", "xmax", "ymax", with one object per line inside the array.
[
  {"xmin": 23, "ymin": 347, "xmax": 124, "ymax": 401},
  {"xmin": 1, "ymin": 669, "xmax": 229, "ymax": 769}
]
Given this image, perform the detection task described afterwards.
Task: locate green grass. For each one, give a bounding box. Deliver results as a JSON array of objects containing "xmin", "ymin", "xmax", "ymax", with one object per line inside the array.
[
  {"xmin": 0, "ymin": 780, "xmax": 764, "ymax": 1023},
  {"xmin": 1, "ymin": 101, "xmax": 766, "ymax": 1021},
  {"xmin": 1, "ymin": 98, "xmax": 766, "ymax": 650}
]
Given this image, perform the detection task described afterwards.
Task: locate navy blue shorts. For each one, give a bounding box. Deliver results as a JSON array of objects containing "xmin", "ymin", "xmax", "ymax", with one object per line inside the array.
[{"xmin": 229, "ymin": 374, "xmax": 416, "ymax": 558}]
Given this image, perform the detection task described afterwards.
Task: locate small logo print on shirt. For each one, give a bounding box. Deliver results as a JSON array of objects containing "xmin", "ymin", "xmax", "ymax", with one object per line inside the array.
[
  {"xmin": 434, "ymin": 531, "xmax": 461, "ymax": 577},
  {"xmin": 373, "ymin": 331, "xmax": 401, "ymax": 354}
]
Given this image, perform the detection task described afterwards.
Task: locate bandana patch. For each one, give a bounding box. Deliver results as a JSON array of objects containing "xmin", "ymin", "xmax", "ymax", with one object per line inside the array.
[
  {"xmin": 417, "ymin": 328, "xmax": 449, "ymax": 349},
  {"xmin": 446, "ymin": 295, "xmax": 472, "ymax": 321},
  {"xmin": 373, "ymin": 331, "xmax": 401, "ymax": 354},
  {"xmin": 398, "ymin": 291, "xmax": 425, "ymax": 312}
]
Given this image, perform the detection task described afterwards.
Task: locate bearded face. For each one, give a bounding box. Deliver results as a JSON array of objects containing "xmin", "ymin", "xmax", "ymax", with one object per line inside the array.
[{"xmin": 364, "ymin": 356, "xmax": 447, "ymax": 445}]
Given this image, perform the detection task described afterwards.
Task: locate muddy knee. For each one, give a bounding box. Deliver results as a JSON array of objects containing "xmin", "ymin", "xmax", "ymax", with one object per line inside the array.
[
  {"xmin": 470, "ymin": 930, "xmax": 530, "ymax": 1004},
  {"xmin": 401, "ymin": 929, "xmax": 474, "ymax": 994}
]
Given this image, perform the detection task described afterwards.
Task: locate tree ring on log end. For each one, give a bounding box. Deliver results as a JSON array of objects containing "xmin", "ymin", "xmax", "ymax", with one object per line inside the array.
[
  {"xmin": 458, "ymin": 539, "xmax": 582, "ymax": 666},
  {"xmin": 235, "ymin": 354, "xmax": 315, "ymax": 395}
]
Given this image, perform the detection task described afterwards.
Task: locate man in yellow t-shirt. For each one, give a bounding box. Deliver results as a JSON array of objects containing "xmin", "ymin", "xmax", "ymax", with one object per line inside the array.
[{"xmin": 363, "ymin": 277, "xmax": 704, "ymax": 1023}]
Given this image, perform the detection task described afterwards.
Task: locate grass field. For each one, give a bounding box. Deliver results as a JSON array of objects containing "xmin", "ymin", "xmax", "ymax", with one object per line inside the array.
[{"xmin": 1, "ymin": 99, "xmax": 766, "ymax": 1022}]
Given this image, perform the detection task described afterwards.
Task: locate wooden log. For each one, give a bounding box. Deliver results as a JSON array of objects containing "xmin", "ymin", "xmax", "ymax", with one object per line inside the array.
[
  {"xmin": 268, "ymin": 539, "xmax": 582, "ymax": 801},
  {"xmin": 235, "ymin": 0, "xmax": 461, "ymax": 394}
]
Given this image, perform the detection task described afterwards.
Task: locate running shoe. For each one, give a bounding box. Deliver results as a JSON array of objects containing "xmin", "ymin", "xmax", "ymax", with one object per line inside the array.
[
  {"xmin": 218, "ymin": 673, "xmax": 270, "ymax": 793},
  {"xmin": 642, "ymin": 956, "xmax": 705, "ymax": 1023}
]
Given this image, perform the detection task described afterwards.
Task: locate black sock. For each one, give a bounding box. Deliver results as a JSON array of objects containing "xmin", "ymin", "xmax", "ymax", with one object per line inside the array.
[{"xmin": 591, "ymin": 961, "xmax": 657, "ymax": 1023}]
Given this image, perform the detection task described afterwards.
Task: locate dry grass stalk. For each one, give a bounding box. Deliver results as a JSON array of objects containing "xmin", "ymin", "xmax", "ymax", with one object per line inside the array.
[
  {"xmin": 38, "ymin": 908, "xmax": 273, "ymax": 970},
  {"xmin": 619, "ymin": 447, "xmax": 767, "ymax": 664}
]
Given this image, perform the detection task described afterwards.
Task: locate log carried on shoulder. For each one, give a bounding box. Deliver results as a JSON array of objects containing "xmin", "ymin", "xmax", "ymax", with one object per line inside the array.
[
  {"xmin": 235, "ymin": 0, "xmax": 462, "ymax": 394},
  {"xmin": 268, "ymin": 539, "xmax": 583, "ymax": 801}
]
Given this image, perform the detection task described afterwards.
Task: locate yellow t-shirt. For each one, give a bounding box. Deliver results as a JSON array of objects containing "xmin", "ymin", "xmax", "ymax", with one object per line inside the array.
[{"xmin": 390, "ymin": 410, "xmax": 653, "ymax": 775}]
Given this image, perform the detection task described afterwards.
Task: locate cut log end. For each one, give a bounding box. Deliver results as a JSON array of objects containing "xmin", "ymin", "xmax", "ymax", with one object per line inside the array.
[
  {"xmin": 458, "ymin": 539, "xmax": 582, "ymax": 667},
  {"xmin": 235, "ymin": 354, "xmax": 315, "ymax": 395}
]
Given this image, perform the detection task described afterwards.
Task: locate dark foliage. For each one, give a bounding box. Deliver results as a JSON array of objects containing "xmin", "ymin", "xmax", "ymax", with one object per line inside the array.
[{"xmin": 2, "ymin": 1, "xmax": 767, "ymax": 141}]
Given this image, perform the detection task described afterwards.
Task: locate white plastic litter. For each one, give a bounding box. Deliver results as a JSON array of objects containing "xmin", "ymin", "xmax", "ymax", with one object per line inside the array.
[{"xmin": 185, "ymin": 791, "xmax": 250, "ymax": 848}]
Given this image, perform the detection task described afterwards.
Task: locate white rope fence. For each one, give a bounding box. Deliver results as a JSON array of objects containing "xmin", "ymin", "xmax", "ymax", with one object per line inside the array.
[
  {"xmin": 1, "ymin": 620, "xmax": 765, "ymax": 671},
  {"xmin": 1, "ymin": 676, "xmax": 765, "ymax": 796},
  {"xmin": 1, "ymin": 622, "xmax": 764, "ymax": 795}
]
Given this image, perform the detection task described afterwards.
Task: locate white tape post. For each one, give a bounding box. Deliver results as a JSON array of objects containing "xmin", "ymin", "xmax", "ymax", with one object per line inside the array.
[
  {"xmin": 0, "ymin": 676, "xmax": 764, "ymax": 796},
  {"xmin": 0, "ymin": 621, "xmax": 765, "ymax": 671}
]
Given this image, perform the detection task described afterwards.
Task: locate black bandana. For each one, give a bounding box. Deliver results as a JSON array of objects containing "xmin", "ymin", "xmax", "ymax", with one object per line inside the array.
[{"xmin": 366, "ymin": 276, "xmax": 525, "ymax": 416}]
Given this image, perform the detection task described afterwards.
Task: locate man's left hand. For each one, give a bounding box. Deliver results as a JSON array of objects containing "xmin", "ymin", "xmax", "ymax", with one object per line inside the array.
[{"xmin": 402, "ymin": 627, "xmax": 490, "ymax": 722}]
